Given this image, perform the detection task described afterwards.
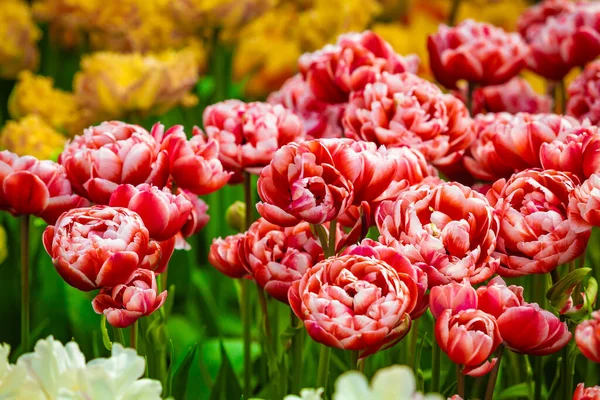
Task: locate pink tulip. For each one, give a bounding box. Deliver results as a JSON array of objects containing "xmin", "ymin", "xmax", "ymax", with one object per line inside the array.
[
  {"xmin": 476, "ymin": 276, "xmax": 525, "ymax": 319},
  {"xmin": 429, "ymin": 280, "xmax": 478, "ymax": 320},
  {"xmin": 160, "ymin": 125, "xmax": 231, "ymax": 196},
  {"xmin": 573, "ymin": 383, "xmax": 600, "ymax": 400},
  {"xmin": 517, "ymin": 0, "xmax": 576, "ymax": 39},
  {"xmin": 540, "ymin": 129, "xmax": 594, "ymax": 181},
  {"xmin": 238, "ymin": 218, "xmax": 323, "ymax": 303},
  {"xmin": 109, "ymin": 183, "xmax": 192, "ymax": 241},
  {"xmin": 568, "ymin": 60, "xmax": 600, "ymax": 125},
  {"xmin": 497, "ymin": 303, "xmax": 571, "ymax": 356},
  {"xmin": 59, "ymin": 121, "xmax": 169, "ymax": 204},
  {"xmin": 488, "ymin": 169, "xmax": 590, "ymax": 276},
  {"xmin": 203, "ymin": 100, "xmax": 305, "ymax": 175},
  {"xmin": 343, "ymin": 72, "xmax": 474, "ymax": 166},
  {"xmin": 288, "ymin": 254, "xmax": 418, "ymax": 358},
  {"xmin": 575, "ymin": 311, "xmax": 600, "ymax": 363},
  {"xmin": 526, "ymin": 4, "xmax": 600, "ymax": 81},
  {"xmin": 569, "ymin": 172, "xmax": 600, "ymax": 231},
  {"xmin": 582, "ymin": 128, "xmax": 600, "ymax": 178},
  {"xmin": 376, "ymin": 182, "xmax": 499, "ymax": 287},
  {"xmin": 208, "ymin": 233, "xmax": 248, "ymax": 279},
  {"xmin": 92, "ymin": 269, "xmax": 167, "ymax": 328},
  {"xmin": 43, "ymin": 206, "xmax": 160, "ymax": 291},
  {"xmin": 0, "ymin": 151, "xmax": 88, "ymax": 224},
  {"xmin": 268, "ymin": 74, "xmax": 344, "ymax": 139},
  {"xmin": 299, "ymin": 31, "xmax": 419, "ymax": 104},
  {"xmin": 428, "ymin": 19, "xmax": 528, "ymax": 89},
  {"xmin": 256, "ymin": 139, "xmax": 360, "ymax": 226},
  {"xmin": 464, "ymin": 113, "xmax": 580, "ymax": 182},
  {"xmin": 343, "ymin": 239, "xmax": 429, "ymax": 319},
  {"xmin": 435, "ymin": 309, "xmax": 502, "ymax": 377}
]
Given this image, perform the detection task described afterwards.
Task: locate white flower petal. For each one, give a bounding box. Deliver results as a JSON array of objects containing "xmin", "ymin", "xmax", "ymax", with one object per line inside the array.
[
  {"xmin": 333, "ymin": 371, "xmax": 371, "ymax": 400},
  {"xmin": 371, "ymin": 365, "xmax": 416, "ymax": 399}
]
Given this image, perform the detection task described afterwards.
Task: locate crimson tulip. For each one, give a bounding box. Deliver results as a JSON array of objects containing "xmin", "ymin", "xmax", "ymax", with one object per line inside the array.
[
  {"xmin": 428, "ymin": 19, "xmax": 528, "ymax": 89},
  {"xmin": 429, "ymin": 280, "xmax": 478, "ymax": 320},
  {"xmin": 517, "ymin": 0, "xmax": 575, "ymax": 39},
  {"xmin": 92, "ymin": 269, "xmax": 167, "ymax": 328},
  {"xmin": 435, "ymin": 309, "xmax": 502, "ymax": 377},
  {"xmin": 568, "ymin": 60, "xmax": 600, "ymax": 125},
  {"xmin": 288, "ymin": 254, "xmax": 417, "ymax": 358},
  {"xmin": 497, "ymin": 303, "xmax": 571, "ymax": 356},
  {"xmin": 575, "ymin": 311, "xmax": 600, "ymax": 363},
  {"xmin": 208, "ymin": 233, "xmax": 248, "ymax": 279},
  {"xmin": 573, "ymin": 383, "xmax": 600, "ymax": 400},
  {"xmin": 488, "ymin": 169, "xmax": 590, "ymax": 276},
  {"xmin": 43, "ymin": 206, "xmax": 160, "ymax": 291},
  {"xmin": 59, "ymin": 121, "xmax": 169, "ymax": 204},
  {"xmin": 0, "ymin": 151, "xmax": 88, "ymax": 224},
  {"xmin": 476, "ymin": 276, "xmax": 525, "ymax": 319}
]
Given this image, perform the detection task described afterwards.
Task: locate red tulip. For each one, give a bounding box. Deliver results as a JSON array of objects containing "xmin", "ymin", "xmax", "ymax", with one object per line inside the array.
[
  {"xmin": 435, "ymin": 309, "xmax": 502, "ymax": 377},
  {"xmin": 575, "ymin": 311, "xmax": 600, "ymax": 363},
  {"xmin": 464, "ymin": 113, "xmax": 580, "ymax": 182},
  {"xmin": 476, "ymin": 276, "xmax": 525, "ymax": 319},
  {"xmin": 497, "ymin": 303, "xmax": 571, "ymax": 356},
  {"xmin": 109, "ymin": 183, "xmax": 192, "ymax": 241},
  {"xmin": 256, "ymin": 139, "xmax": 360, "ymax": 226},
  {"xmin": 567, "ymin": 60, "xmax": 600, "ymax": 125},
  {"xmin": 488, "ymin": 169, "xmax": 590, "ymax": 276},
  {"xmin": 203, "ymin": 100, "xmax": 305, "ymax": 175},
  {"xmin": 569, "ymin": 172, "xmax": 600, "ymax": 232},
  {"xmin": 428, "ymin": 19, "xmax": 528, "ymax": 89},
  {"xmin": 299, "ymin": 31, "xmax": 419, "ymax": 104},
  {"xmin": 43, "ymin": 206, "xmax": 160, "ymax": 291},
  {"xmin": 540, "ymin": 130, "xmax": 589, "ymax": 181},
  {"xmin": 573, "ymin": 383, "xmax": 600, "ymax": 400},
  {"xmin": 92, "ymin": 269, "xmax": 167, "ymax": 328},
  {"xmin": 469, "ymin": 77, "xmax": 552, "ymax": 115},
  {"xmin": 343, "ymin": 239, "xmax": 429, "ymax": 319},
  {"xmin": 208, "ymin": 233, "xmax": 247, "ymax": 279},
  {"xmin": 160, "ymin": 125, "xmax": 231, "ymax": 195},
  {"xmin": 0, "ymin": 151, "xmax": 88, "ymax": 224},
  {"xmin": 343, "ymin": 72, "xmax": 474, "ymax": 166},
  {"xmin": 268, "ymin": 74, "xmax": 344, "ymax": 139},
  {"xmin": 517, "ymin": 0, "xmax": 576, "ymax": 39},
  {"xmin": 526, "ymin": 5, "xmax": 600, "ymax": 81},
  {"xmin": 582, "ymin": 130, "xmax": 600, "ymax": 178},
  {"xmin": 376, "ymin": 182, "xmax": 499, "ymax": 287},
  {"xmin": 429, "ymin": 280, "xmax": 478, "ymax": 320},
  {"xmin": 238, "ymin": 218, "xmax": 323, "ymax": 303},
  {"xmin": 289, "ymin": 254, "xmax": 417, "ymax": 358},
  {"xmin": 59, "ymin": 121, "xmax": 169, "ymax": 204}
]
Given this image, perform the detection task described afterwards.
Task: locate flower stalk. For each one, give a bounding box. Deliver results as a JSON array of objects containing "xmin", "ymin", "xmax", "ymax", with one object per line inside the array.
[
  {"xmin": 20, "ymin": 214, "xmax": 30, "ymax": 352},
  {"xmin": 485, "ymin": 345, "xmax": 504, "ymax": 400}
]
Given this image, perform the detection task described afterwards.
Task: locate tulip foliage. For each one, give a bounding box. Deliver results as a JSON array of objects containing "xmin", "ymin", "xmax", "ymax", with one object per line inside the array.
[{"xmin": 4, "ymin": 1, "xmax": 600, "ymax": 400}]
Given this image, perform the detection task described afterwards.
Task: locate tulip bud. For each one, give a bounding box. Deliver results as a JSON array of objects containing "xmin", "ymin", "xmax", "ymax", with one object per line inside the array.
[{"xmin": 225, "ymin": 201, "xmax": 246, "ymax": 232}]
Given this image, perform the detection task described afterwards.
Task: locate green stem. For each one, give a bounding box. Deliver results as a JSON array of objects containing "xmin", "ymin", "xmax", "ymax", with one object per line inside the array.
[
  {"xmin": 130, "ymin": 321, "xmax": 137, "ymax": 350},
  {"xmin": 20, "ymin": 215, "xmax": 30, "ymax": 352},
  {"xmin": 557, "ymin": 79, "xmax": 566, "ymax": 114},
  {"xmin": 485, "ymin": 346, "xmax": 504, "ymax": 400},
  {"xmin": 562, "ymin": 344, "xmax": 569, "ymax": 399},
  {"xmin": 551, "ymin": 269, "xmax": 561, "ymax": 285},
  {"xmin": 457, "ymin": 365, "xmax": 465, "ymax": 398},
  {"xmin": 241, "ymin": 279, "xmax": 252, "ymax": 399},
  {"xmin": 432, "ymin": 339, "xmax": 441, "ymax": 393},
  {"xmin": 328, "ymin": 218, "xmax": 337, "ymax": 256},
  {"xmin": 448, "ymin": 0, "xmax": 461, "ymax": 26},
  {"xmin": 113, "ymin": 326, "xmax": 125, "ymax": 345},
  {"xmin": 316, "ymin": 345, "xmax": 332, "ymax": 390},
  {"xmin": 533, "ymin": 356, "xmax": 543, "ymax": 400},
  {"xmin": 243, "ymin": 172, "xmax": 253, "ymax": 230},
  {"xmin": 256, "ymin": 286, "xmax": 273, "ymax": 344},
  {"xmin": 350, "ymin": 350, "xmax": 359, "ymax": 370},
  {"xmin": 409, "ymin": 318, "xmax": 420, "ymax": 369},
  {"xmin": 290, "ymin": 312, "xmax": 304, "ymax": 394}
]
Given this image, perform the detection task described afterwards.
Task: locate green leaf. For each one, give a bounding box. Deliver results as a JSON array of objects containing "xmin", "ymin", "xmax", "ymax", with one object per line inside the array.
[
  {"xmin": 101, "ymin": 316, "xmax": 112, "ymax": 351},
  {"xmin": 496, "ymin": 382, "xmax": 533, "ymax": 399},
  {"xmin": 209, "ymin": 342, "xmax": 242, "ymax": 400},
  {"xmin": 170, "ymin": 344, "xmax": 198, "ymax": 400},
  {"xmin": 546, "ymin": 268, "xmax": 592, "ymax": 309}
]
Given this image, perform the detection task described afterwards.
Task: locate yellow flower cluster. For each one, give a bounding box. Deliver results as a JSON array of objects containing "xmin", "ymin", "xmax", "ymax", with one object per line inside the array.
[
  {"xmin": 233, "ymin": 0, "xmax": 382, "ymax": 97},
  {"xmin": 8, "ymin": 72, "xmax": 90, "ymax": 136},
  {"xmin": 0, "ymin": 0, "xmax": 41, "ymax": 79},
  {"xmin": 33, "ymin": 0, "xmax": 208, "ymax": 55},
  {"xmin": 73, "ymin": 46, "xmax": 201, "ymax": 120},
  {"xmin": 0, "ymin": 115, "xmax": 66, "ymax": 161}
]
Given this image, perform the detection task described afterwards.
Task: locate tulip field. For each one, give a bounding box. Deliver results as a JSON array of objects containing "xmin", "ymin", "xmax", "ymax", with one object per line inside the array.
[{"xmin": 4, "ymin": 0, "xmax": 600, "ymax": 399}]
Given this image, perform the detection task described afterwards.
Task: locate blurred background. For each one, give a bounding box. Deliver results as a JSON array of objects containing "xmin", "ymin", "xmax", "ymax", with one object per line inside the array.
[{"xmin": 0, "ymin": 0, "xmax": 565, "ymax": 399}]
